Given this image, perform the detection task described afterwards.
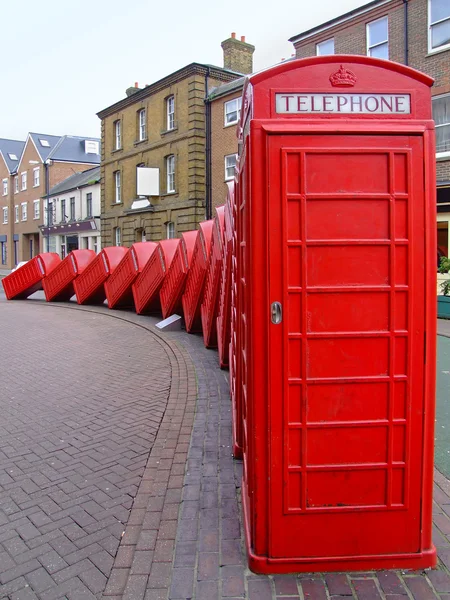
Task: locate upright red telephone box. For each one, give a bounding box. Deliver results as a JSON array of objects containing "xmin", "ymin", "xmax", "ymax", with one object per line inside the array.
[{"xmin": 236, "ymin": 56, "xmax": 437, "ymax": 573}]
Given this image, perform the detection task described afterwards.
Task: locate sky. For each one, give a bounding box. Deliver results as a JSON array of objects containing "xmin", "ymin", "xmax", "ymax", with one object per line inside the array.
[{"xmin": 0, "ymin": 0, "xmax": 370, "ymax": 142}]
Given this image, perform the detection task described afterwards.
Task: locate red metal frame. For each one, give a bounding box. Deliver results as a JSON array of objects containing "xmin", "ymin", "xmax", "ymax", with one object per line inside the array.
[
  {"xmin": 1, "ymin": 253, "xmax": 61, "ymax": 300},
  {"xmin": 132, "ymin": 239, "xmax": 179, "ymax": 315},
  {"xmin": 43, "ymin": 250, "xmax": 96, "ymax": 302},
  {"xmin": 74, "ymin": 247, "xmax": 128, "ymax": 305},
  {"xmin": 200, "ymin": 206, "xmax": 225, "ymax": 348},
  {"xmin": 159, "ymin": 231, "xmax": 197, "ymax": 320},
  {"xmin": 105, "ymin": 243, "xmax": 157, "ymax": 310},
  {"xmin": 217, "ymin": 186, "xmax": 234, "ymax": 367},
  {"xmin": 182, "ymin": 221, "xmax": 214, "ymax": 333},
  {"xmin": 236, "ymin": 56, "xmax": 436, "ymax": 573}
]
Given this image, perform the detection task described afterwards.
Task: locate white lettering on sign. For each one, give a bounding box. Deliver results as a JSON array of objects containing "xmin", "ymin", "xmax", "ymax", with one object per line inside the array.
[{"xmin": 275, "ymin": 93, "xmax": 411, "ymax": 115}]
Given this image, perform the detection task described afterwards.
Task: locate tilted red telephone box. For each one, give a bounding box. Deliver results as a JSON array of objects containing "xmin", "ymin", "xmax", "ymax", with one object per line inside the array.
[
  {"xmin": 2, "ymin": 253, "xmax": 61, "ymax": 300},
  {"xmin": 182, "ymin": 220, "xmax": 214, "ymax": 333},
  {"xmin": 200, "ymin": 206, "xmax": 225, "ymax": 348},
  {"xmin": 159, "ymin": 231, "xmax": 198, "ymax": 320},
  {"xmin": 217, "ymin": 185, "xmax": 234, "ymax": 368},
  {"xmin": 74, "ymin": 247, "xmax": 128, "ymax": 305},
  {"xmin": 235, "ymin": 56, "xmax": 437, "ymax": 573},
  {"xmin": 132, "ymin": 239, "xmax": 179, "ymax": 315},
  {"xmin": 105, "ymin": 242, "xmax": 157, "ymax": 310},
  {"xmin": 43, "ymin": 250, "xmax": 96, "ymax": 302}
]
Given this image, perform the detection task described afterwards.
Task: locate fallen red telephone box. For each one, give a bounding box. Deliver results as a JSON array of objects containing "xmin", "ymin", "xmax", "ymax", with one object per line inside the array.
[
  {"xmin": 2, "ymin": 253, "xmax": 61, "ymax": 300},
  {"xmin": 235, "ymin": 56, "xmax": 437, "ymax": 573},
  {"xmin": 74, "ymin": 247, "xmax": 128, "ymax": 305},
  {"xmin": 159, "ymin": 231, "xmax": 198, "ymax": 319},
  {"xmin": 132, "ymin": 239, "xmax": 179, "ymax": 315},
  {"xmin": 182, "ymin": 220, "xmax": 214, "ymax": 333},
  {"xmin": 105, "ymin": 243, "xmax": 157, "ymax": 310},
  {"xmin": 217, "ymin": 186, "xmax": 234, "ymax": 367},
  {"xmin": 43, "ymin": 250, "xmax": 96, "ymax": 302},
  {"xmin": 200, "ymin": 206, "xmax": 225, "ymax": 348}
]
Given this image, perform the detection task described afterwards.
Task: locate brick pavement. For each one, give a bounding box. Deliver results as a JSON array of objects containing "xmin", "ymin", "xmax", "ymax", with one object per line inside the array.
[{"xmin": 2, "ymin": 296, "xmax": 450, "ymax": 599}]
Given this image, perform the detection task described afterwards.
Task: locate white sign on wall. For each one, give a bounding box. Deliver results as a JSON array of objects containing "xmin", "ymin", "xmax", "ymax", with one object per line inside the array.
[
  {"xmin": 275, "ymin": 93, "xmax": 411, "ymax": 115},
  {"xmin": 137, "ymin": 167, "xmax": 159, "ymax": 196}
]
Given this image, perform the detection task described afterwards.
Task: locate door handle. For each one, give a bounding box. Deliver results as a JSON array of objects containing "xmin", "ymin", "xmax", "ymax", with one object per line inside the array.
[{"xmin": 271, "ymin": 301, "xmax": 282, "ymax": 324}]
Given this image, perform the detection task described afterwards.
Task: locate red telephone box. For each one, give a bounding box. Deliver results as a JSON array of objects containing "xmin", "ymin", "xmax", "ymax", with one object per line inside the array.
[
  {"xmin": 236, "ymin": 56, "xmax": 436, "ymax": 573},
  {"xmin": 2, "ymin": 253, "xmax": 61, "ymax": 300},
  {"xmin": 217, "ymin": 187, "xmax": 234, "ymax": 368},
  {"xmin": 43, "ymin": 249, "xmax": 96, "ymax": 302},
  {"xmin": 182, "ymin": 220, "xmax": 214, "ymax": 333},
  {"xmin": 74, "ymin": 247, "xmax": 128, "ymax": 305}
]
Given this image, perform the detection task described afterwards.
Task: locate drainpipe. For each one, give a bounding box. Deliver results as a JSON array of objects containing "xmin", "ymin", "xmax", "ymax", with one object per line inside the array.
[
  {"xmin": 403, "ymin": 0, "xmax": 409, "ymax": 66},
  {"xmin": 45, "ymin": 160, "xmax": 50, "ymax": 253},
  {"xmin": 204, "ymin": 67, "xmax": 212, "ymax": 220}
]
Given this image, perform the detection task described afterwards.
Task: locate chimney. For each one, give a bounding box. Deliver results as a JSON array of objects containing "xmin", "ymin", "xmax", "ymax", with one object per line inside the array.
[
  {"xmin": 221, "ymin": 33, "xmax": 255, "ymax": 75},
  {"xmin": 125, "ymin": 82, "xmax": 141, "ymax": 97}
]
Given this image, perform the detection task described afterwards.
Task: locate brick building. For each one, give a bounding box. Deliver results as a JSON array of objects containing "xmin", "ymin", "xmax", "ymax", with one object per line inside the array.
[
  {"xmin": 289, "ymin": 0, "xmax": 450, "ymax": 257},
  {"xmin": 0, "ymin": 138, "xmax": 25, "ymax": 268},
  {"xmin": 97, "ymin": 35, "xmax": 254, "ymax": 247},
  {"xmin": 0, "ymin": 133, "xmax": 100, "ymax": 269}
]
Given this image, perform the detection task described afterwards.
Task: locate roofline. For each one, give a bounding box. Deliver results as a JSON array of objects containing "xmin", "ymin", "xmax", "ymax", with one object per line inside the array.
[
  {"xmin": 97, "ymin": 62, "xmax": 241, "ymax": 119},
  {"xmin": 289, "ymin": 0, "xmax": 393, "ymax": 43},
  {"xmin": 0, "ymin": 151, "xmax": 8, "ymax": 174},
  {"xmin": 45, "ymin": 178, "xmax": 100, "ymax": 199},
  {"xmin": 207, "ymin": 82, "xmax": 245, "ymax": 103},
  {"xmin": 16, "ymin": 134, "xmax": 41, "ymax": 173}
]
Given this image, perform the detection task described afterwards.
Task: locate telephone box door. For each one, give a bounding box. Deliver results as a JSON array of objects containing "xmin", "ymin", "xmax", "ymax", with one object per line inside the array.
[{"xmin": 268, "ymin": 133, "xmax": 426, "ymax": 560}]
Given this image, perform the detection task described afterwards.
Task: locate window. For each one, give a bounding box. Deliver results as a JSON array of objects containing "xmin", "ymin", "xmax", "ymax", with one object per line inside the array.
[
  {"xmin": 86, "ymin": 192, "xmax": 92, "ymax": 218},
  {"xmin": 14, "ymin": 205, "xmax": 18, "ymax": 222},
  {"xmin": 46, "ymin": 200, "xmax": 56, "ymax": 226},
  {"xmin": 39, "ymin": 139, "xmax": 50, "ymax": 147},
  {"xmin": 33, "ymin": 167, "xmax": 40, "ymax": 187},
  {"xmin": 61, "ymin": 239, "xmax": 66, "ymax": 259},
  {"xmin": 114, "ymin": 120, "xmax": 121, "ymax": 149},
  {"xmin": 433, "ymin": 94, "xmax": 450, "ymax": 156},
  {"xmin": 94, "ymin": 236, "xmax": 99, "ymax": 254},
  {"xmin": 167, "ymin": 96, "xmax": 175, "ymax": 130},
  {"xmin": 316, "ymin": 38, "xmax": 335, "ymax": 55},
  {"xmin": 225, "ymin": 154, "xmax": 237, "ymax": 180},
  {"xmin": 21, "ymin": 202, "xmax": 27, "ymax": 221},
  {"xmin": 61, "ymin": 198, "xmax": 66, "ymax": 221},
  {"xmin": 224, "ymin": 97, "xmax": 242, "ymax": 126},
  {"xmin": 2, "ymin": 207, "xmax": 8, "ymax": 224},
  {"xmin": 166, "ymin": 221, "xmax": 175, "ymax": 239},
  {"xmin": 14, "ymin": 176, "xmax": 18, "ymax": 193},
  {"xmin": 429, "ymin": 0, "xmax": 450, "ymax": 51},
  {"xmin": 21, "ymin": 172, "xmax": 27, "ymax": 191},
  {"xmin": 1, "ymin": 241, "xmax": 6, "ymax": 265},
  {"xmin": 33, "ymin": 200, "xmax": 40, "ymax": 219},
  {"xmin": 8, "ymin": 153, "xmax": 17, "ymax": 160},
  {"xmin": 115, "ymin": 227, "xmax": 121, "ymax": 246},
  {"xmin": 138, "ymin": 108, "xmax": 146, "ymax": 141},
  {"xmin": 2, "ymin": 179, "xmax": 7, "ymax": 196},
  {"xmin": 367, "ymin": 16, "xmax": 389, "ymax": 59},
  {"xmin": 70, "ymin": 197, "xmax": 75, "ymax": 221},
  {"xmin": 166, "ymin": 155, "xmax": 175, "ymax": 193},
  {"xmin": 114, "ymin": 171, "xmax": 121, "ymax": 203}
]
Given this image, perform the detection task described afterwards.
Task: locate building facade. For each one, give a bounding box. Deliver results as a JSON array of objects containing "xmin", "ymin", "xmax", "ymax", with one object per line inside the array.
[
  {"xmin": 0, "ymin": 133, "xmax": 100, "ymax": 269},
  {"xmin": 97, "ymin": 35, "xmax": 254, "ymax": 247},
  {"xmin": 289, "ymin": 0, "xmax": 450, "ymax": 258},
  {"xmin": 40, "ymin": 166, "xmax": 101, "ymax": 258},
  {"xmin": 0, "ymin": 138, "xmax": 25, "ymax": 268}
]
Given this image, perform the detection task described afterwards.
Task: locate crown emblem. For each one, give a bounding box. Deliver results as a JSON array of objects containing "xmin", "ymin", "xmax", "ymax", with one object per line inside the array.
[{"xmin": 329, "ymin": 65, "xmax": 357, "ymax": 87}]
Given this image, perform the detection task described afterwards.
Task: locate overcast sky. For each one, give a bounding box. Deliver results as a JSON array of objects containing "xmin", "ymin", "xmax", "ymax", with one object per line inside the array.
[{"xmin": 0, "ymin": 0, "xmax": 369, "ymax": 141}]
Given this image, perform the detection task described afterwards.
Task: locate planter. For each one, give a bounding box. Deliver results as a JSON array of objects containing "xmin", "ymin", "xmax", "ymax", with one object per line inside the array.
[{"xmin": 438, "ymin": 295, "xmax": 450, "ymax": 319}]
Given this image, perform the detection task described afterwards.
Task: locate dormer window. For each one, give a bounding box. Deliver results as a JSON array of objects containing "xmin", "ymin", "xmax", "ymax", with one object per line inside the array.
[
  {"xmin": 85, "ymin": 140, "xmax": 99, "ymax": 154},
  {"xmin": 8, "ymin": 153, "xmax": 18, "ymax": 160},
  {"xmin": 39, "ymin": 139, "xmax": 50, "ymax": 147}
]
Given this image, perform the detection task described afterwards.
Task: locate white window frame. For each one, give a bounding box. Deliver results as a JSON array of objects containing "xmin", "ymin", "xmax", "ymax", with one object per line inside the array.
[
  {"xmin": 225, "ymin": 154, "xmax": 237, "ymax": 181},
  {"xmin": 166, "ymin": 221, "xmax": 175, "ymax": 239},
  {"xmin": 21, "ymin": 201, "xmax": 27, "ymax": 221},
  {"xmin": 167, "ymin": 96, "xmax": 175, "ymax": 130},
  {"xmin": 428, "ymin": 0, "xmax": 450, "ymax": 53},
  {"xmin": 166, "ymin": 155, "xmax": 175, "ymax": 193},
  {"xmin": 115, "ymin": 227, "xmax": 121, "ymax": 246},
  {"xmin": 224, "ymin": 97, "xmax": 242, "ymax": 127},
  {"xmin": 33, "ymin": 199, "xmax": 40, "ymax": 220},
  {"xmin": 366, "ymin": 16, "xmax": 389, "ymax": 59},
  {"xmin": 21, "ymin": 171, "xmax": 27, "ymax": 191},
  {"xmin": 33, "ymin": 167, "xmax": 40, "ymax": 187},
  {"xmin": 138, "ymin": 108, "xmax": 146, "ymax": 141},
  {"xmin": 2, "ymin": 207, "xmax": 8, "ymax": 224},
  {"xmin": 14, "ymin": 176, "xmax": 18, "ymax": 194},
  {"xmin": 14, "ymin": 205, "xmax": 19, "ymax": 222},
  {"xmin": 69, "ymin": 197, "xmax": 76, "ymax": 221},
  {"xmin": 433, "ymin": 93, "xmax": 450, "ymax": 158},
  {"xmin": 86, "ymin": 192, "xmax": 93, "ymax": 218},
  {"xmin": 2, "ymin": 179, "xmax": 7, "ymax": 196},
  {"xmin": 114, "ymin": 120, "xmax": 121, "ymax": 150},
  {"xmin": 114, "ymin": 171, "xmax": 121, "ymax": 203},
  {"xmin": 316, "ymin": 38, "xmax": 335, "ymax": 56}
]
